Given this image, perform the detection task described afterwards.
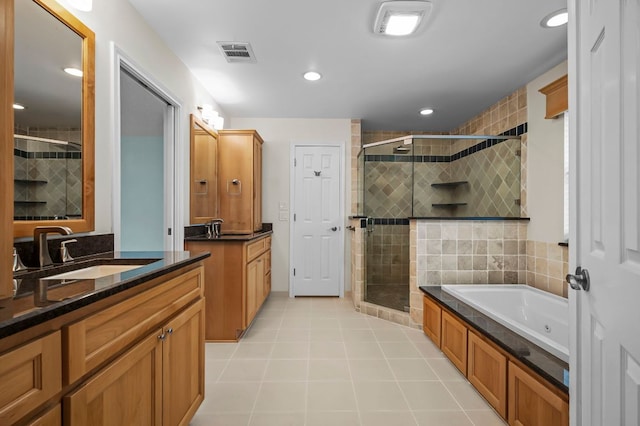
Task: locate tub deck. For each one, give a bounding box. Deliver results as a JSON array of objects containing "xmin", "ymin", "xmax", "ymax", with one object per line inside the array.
[{"xmin": 420, "ymin": 285, "xmax": 569, "ymax": 393}]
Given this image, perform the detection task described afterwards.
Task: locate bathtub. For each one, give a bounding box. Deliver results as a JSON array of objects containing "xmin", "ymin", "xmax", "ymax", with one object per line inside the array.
[{"xmin": 442, "ymin": 284, "xmax": 569, "ymax": 363}]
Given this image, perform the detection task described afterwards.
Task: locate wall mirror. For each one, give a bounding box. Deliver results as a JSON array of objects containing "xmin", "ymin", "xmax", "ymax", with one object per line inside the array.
[
  {"xmin": 189, "ymin": 114, "xmax": 218, "ymax": 224},
  {"xmin": 12, "ymin": 0, "xmax": 95, "ymax": 238}
]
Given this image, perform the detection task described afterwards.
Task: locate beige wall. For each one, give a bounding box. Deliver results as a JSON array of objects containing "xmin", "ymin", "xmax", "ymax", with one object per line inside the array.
[
  {"xmin": 228, "ymin": 118, "xmax": 352, "ymax": 293},
  {"xmin": 526, "ymin": 61, "xmax": 568, "ymax": 243}
]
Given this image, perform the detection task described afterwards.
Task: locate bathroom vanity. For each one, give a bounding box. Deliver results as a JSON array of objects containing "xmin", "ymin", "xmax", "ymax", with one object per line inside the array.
[
  {"xmin": 185, "ymin": 229, "xmax": 272, "ymax": 341},
  {"xmin": 1, "ymin": 251, "xmax": 208, "ymax": 425}
]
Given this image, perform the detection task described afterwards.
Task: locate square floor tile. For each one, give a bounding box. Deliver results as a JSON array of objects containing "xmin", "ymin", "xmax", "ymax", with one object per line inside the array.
[
  {"xmin": 348, "ymin": 359, "xmax": 395, "ymax": 381},
  {"xmin": 202, "ymin": 382, "xmax": 260, "ymax": 412},
  {"xmin": 305, "ymin": 411, "xmax": 360, "ymax": 426},
  {"xmin": 308, "ymin": 359, "xmax": 351, "ymax": 381},
  {"xmin": 359, "ymin": 411, "xmax": 418, "ymax": 426},
  {"xmin": 344, "ymin": 340, "xmax": 385, "ymax": 359},
  {"xmin": 428, "ymin": 358, "xmax": 467, "ymax": 381},
  {"xmin": 379, "ymin": 341, "xmax": 422, "ymax": 358},
  {"xmin": 248, "ymin": 412, "xmax": 305, "ymax": 426},
  {"xmin": 445, "ymin": 381, "xmax": 493, "ymax": 410},
  {"xmin": 398, "ymin": 381, "xmax": 460, "ymax": 411},
  {"xmin": 413, "ymin": 410, "xmax": 473, "ymax": 426},
  {"xmin": 263, "ymin": 359, "xmax": 308, "ymax": 381},
  {"xmin": 233, "ymin": 342, "xmax": 274, "ymax": 359},
  {"xmin": 307, "ymin": 381, "xmax": 358, "ymax": 411},
  {"xmin": 464, "ymin": 409, "xmax": 508, "ymax": 426},
  {"xmin": 218, "ymin": 359, "xmax": 268, "ymax": 382},
  {"xmin": 309, "ymin": 341, "xmax": 346, "ymax": 359},
  {"xmin": 353, "ymin": 381, "xmax": 410, "ymax": 411},
  {"xmin": 205, "ymin": 343, "xmax": 237, "ymax": 360},
  {"xmin": 190, "ymin": 412, "xmax": 251, "ymax": 426},
  {"xmin": 253, "ymin": 382, "xmax": 307, "ymax": 412},
  {"xmin": 387, "ymin": 358, "xmax": 438, "ymax": 380},
  {"xmin": 270, "ymin": 341, "xmax": 310, "ymax": 359}
]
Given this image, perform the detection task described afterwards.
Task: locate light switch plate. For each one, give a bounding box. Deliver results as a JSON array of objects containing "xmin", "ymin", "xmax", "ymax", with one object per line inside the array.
[{"xmin": 279, "ymin": 211, "xmax": 289, "ymax": 221}]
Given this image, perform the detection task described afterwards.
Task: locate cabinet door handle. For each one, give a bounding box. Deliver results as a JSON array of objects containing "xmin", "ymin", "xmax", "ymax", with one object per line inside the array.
[
  {"xmin": 167, "ymin": 327, "xmax": 173, "ymax": 335},
  {"xmin": 158, "ymin": 333, "xmax": 166, "ymax": 341}
]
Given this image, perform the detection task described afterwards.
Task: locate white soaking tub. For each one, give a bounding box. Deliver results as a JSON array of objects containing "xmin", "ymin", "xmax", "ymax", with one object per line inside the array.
[{"xmin": 442, "ymin": 284, "xmax": 569, "ymax": 363}]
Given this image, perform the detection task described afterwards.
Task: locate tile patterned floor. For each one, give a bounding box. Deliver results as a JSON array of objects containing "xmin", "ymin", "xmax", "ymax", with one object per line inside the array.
[{"xmin": 190, "ymin": 292, "xmax": 507, "ymax": 426}]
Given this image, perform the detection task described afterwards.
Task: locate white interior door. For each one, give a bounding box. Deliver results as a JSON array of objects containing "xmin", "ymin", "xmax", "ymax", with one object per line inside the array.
[
  {"xmin": 292, "ymin": 145, "xmax": 343, "ymax": 296},
  {"xmin": 570, "ymin": 0, "xmax": 640, "ymax": 424}
]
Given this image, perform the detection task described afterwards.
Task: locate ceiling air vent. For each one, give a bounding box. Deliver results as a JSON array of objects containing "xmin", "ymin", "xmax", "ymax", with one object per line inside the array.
[{"xmin": 217, "ymin": 42, "xmax": 257, "ymax": 63}]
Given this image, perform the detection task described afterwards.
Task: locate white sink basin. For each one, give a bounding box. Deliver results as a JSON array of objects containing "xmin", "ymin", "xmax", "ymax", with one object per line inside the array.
[{"xmin": 44, "ymin": 265, "xmax": 145, "ymax": 280}]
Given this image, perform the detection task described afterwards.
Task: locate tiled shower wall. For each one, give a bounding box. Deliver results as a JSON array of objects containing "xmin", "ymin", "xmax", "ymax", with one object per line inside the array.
[
  {"xmin": 365, "ymin": 223, "xmax": 410, "ymax": 286},
  {"xmin": 14, "ymin": 127, "xmax": 82, "ymax": 219}
]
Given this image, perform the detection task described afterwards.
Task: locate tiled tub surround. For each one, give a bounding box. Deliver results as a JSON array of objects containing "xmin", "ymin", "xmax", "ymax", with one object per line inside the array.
[
  {"xmin": 526, "ymin": 241, "xmax": 569, "ymax": 298},
  {"xmin": 409, "ymin": 220, "xmax": 529, "ymax": 327},
  {"xmin": 14, "ymin": 130, "xmax": 82, "ymax": 220}
]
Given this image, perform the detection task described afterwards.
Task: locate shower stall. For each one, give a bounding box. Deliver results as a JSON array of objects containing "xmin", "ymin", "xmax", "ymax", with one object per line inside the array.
[{"xmin": 358, "ymin": 133, "xmax": 522, "ymax": 312}]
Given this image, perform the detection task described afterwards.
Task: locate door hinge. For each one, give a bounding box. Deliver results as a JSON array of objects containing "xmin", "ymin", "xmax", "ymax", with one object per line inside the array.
[
  {"xmin": 294, "ymin": 213, "xmax": 296, "ymax": 222},
  {"xmin": 293, "ymin": 268, "xmax": 296, "ymax": 276},
  {"xmin": 294, "ymin": 158, "xmax": 297, "ymax": 167},
  {"xmin": 168, "ymin": 228, "xmax": 172, "ymax": 236}
]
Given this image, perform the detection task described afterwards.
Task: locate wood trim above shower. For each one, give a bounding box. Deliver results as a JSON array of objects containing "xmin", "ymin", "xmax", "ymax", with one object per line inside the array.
[{"xmin": 539, "ymin": 74, "xmax": 568, "ymax": 119}]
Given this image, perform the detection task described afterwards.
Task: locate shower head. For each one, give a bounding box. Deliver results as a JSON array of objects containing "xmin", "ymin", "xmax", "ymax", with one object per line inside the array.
[{"xmin": 393, "ymin": 145, "xmax": 411, "ymax": 154}]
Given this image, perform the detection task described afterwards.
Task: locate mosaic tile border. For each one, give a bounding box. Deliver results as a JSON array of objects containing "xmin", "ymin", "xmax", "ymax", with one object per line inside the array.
[
  {"xmin": 364, "ymin": 123, "xmax": 527, "ymax": 164},
  {"xmin": 14, "ymin": 149, "xmax": 82, "ymax": 159}
]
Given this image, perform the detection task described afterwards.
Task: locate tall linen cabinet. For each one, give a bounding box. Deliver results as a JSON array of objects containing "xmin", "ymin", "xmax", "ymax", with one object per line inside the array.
[{"xmin": 217, "ymin": 130, "xmax": 263, "ymax": 234}]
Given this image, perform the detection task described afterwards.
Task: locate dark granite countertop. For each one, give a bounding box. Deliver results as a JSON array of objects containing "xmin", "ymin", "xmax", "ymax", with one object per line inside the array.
[
  {"xmin": 2, "ymin": 251, "xmax": 209, "ymax": 340},
  {"xmin": 420, "ymin": 285, "xmax": 569, "ymax": 393},
  {"xmin": 410, "ymin": 217, "xmax": 531, "ymax": 221}
]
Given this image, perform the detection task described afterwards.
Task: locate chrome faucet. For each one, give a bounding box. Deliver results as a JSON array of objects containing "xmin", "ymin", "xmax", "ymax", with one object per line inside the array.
[
  {"xmin": 33, "ymin": 226, "xmax": 73, "ymax": 267},
  {"xmin": 208, "ymin": 218, "xmax": 224, "ymax": 238}
]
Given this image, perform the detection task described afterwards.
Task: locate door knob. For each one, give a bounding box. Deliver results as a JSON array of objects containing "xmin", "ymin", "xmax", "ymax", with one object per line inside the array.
[
  {"xmin": 329, "ymin": 227, "xmax": 338, "ymax": 232},
  {"xmin": 566, "ymin": 267, "xmax": 590, "ymax": 291}
]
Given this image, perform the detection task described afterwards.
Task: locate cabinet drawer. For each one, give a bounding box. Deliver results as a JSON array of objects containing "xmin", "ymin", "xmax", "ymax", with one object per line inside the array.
[
  {"xmin": 0, "ymin": 332, "xmax": 61, "ymax": 425},
  {"xmin": 246, "ymin": 238, "xmax": 267, "ymax": 261},
  {"xmin": 468, "ymin": 331, "xmax": 507, "ymax": 418},
  {"xmin": 441, "ymin": 310, "xmax": 468, "ymax": 375},
  {"xmin": 65, "ymin": 266, "xmax": 203, "ymax": 384}
]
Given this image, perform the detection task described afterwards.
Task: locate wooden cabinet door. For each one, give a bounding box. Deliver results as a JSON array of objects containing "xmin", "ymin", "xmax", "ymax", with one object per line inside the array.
[
  {"xmin": 218, "ymin": 132, "xmax": 254, "ymax": 233},
  {"xmin": 441, "ymin": 311, "xmax": 467, "ymax": 375},
  {"xmin": 27, "ymin": 404, "xmax": 61, "ymax": 426},
  {"xmin": 253, "ymin": 137, "xmax": 262, "ymax": 232},
  {"xmin": 65, "ymin": 331, "xmax": 163, "ymax": 426},
  {"xmin": 0, "ymin": 332, "xmax": 61, "ymax": 425},
  {"xmin": 508, "ymin": 362, "xmax": 568, "ymax": 426},
  {"xmin": 162, "ymin": 299, "xmax": 204, "ymax": 426},
  {"xmin": 422, "ymin": 296, "xmax": 441, "ymax": 347},
  {"xmin": 245, "ymin": 256, "xmax": 264, "ymax": 326},
  {"xmin": 468, "ymin": 331, "xmax": 507, "ymax": 419},
  {"xmin": 190, "ymin": 117, "xmax": 218, "ymax": 224}
]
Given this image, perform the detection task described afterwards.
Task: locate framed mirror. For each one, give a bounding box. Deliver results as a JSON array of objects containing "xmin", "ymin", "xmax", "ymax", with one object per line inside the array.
[
  {"xmin": 12, "ymin": 0, "xmax": 94, "ymax": 238},
  {"xmin": 189, "ymin": 114, "xmax": 218, "ymax": 224}
]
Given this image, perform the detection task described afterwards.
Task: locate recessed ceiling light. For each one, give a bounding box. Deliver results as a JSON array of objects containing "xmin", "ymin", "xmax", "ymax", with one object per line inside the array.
[
  {"xmin": 64, "ymin": 67, "xmax": 83, "ymax": 77},
  {"xmin": 303, "ymin": 71, "xmax": 322, "ymax": 81},
  {"xmin": 374, "ymin": 1, "xmax": 432, "ymax": 36},
  {"xmin": 13, "ymin": 103, "xmax": 25, "ymax": 110},
  {"xmin": 419, "ymin": 108, "xmax": 434, "ymax": 116},
  {"xmin": 541, "ymin": 9, "xmax": 568, "ymax": 28}
]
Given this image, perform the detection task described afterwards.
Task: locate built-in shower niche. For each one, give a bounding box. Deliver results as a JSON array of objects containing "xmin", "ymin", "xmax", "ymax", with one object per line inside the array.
[
  {"xmin": 361, "ymin": 134, "xmax": 523, "ymax": 218},
  {"xmin": 14, "ymin": 133, "xmax": 82, "ymax": 220}
]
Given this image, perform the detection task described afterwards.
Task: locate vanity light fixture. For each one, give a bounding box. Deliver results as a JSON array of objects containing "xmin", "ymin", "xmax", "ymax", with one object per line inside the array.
[
  {"xmin": 64, "ymin": 67, "xmax": 83, "ymax": 77},
  {"xmin": 303, "ymin": 71, "xmax": 322, "ymax": 81},
  {"xmin": 66, "ymin": 0, "xmax": 93, "ymax": 12},
  {"xmin": 373, "ymin": 1, "xmax": 432, "ymax": 36},
  {"xmin": 541, "ymin": 9, "xmax": 568, "ymax": 28},
  {"xmin": 13, "ymin": 103, "xmax": 25, "ymax": 110},
  {"xmin": 419, "ymin": 108, "xmax": 434, "ymax": 116}
]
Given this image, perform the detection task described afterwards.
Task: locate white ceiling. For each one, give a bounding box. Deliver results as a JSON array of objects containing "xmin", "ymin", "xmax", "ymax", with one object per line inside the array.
[{"xmin": 129, "ymin": 0, "xmax": 567, "ymax": 132}]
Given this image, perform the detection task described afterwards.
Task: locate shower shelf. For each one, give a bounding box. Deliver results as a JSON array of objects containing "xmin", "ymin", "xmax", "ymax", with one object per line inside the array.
[
  {"xmin": 14, "ymin": 179, "xmax": 48, "ymax": 184},
  {"xmin": 432, "ymin": 203, "xmax": 467, "ymax": 208},
  {"xmin": 431, "ymin": 181, "xmax": 468, "ymax": 188}
]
